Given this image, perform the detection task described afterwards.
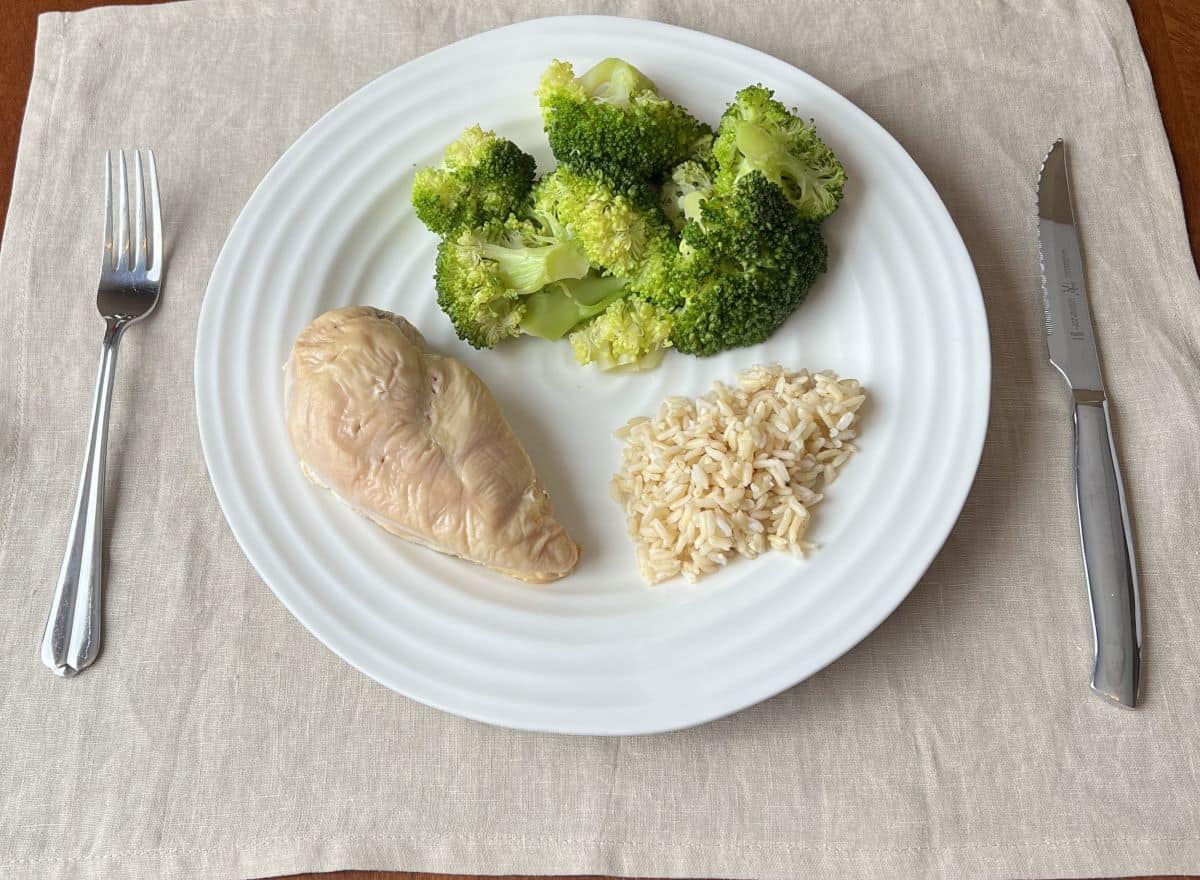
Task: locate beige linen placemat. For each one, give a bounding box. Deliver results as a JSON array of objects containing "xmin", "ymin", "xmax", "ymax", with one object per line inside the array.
[{"xmin": 2, "ymin": 1, "xmax": 1200, "ymax": 878}]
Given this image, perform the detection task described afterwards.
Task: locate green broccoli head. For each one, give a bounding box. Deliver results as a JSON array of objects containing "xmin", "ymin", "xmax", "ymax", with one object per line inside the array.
[
  {"xmin": 712, "ymin": 85, "xmax": 845, "ymax": 222},
  {"xmin": 531, "ymin": 168, "xmax": 676, "ymax": 298},
  {"xmin": 670, "ymin": 172, "xmax": 828, "ymax": 356},
  {"xmin": 434, "ymin": 215, "xmax": 590, "ymax": 348},
  {"xmin": 569, "ymin": 296, "xmax": 674, "ymax": 371},
  {"xmin": 411, "ymin": 125, "xmax": 537, "ymax": 235},
  {"xmin": 537, "ymin": 58, "xmax": 712, "ymax": 186}
]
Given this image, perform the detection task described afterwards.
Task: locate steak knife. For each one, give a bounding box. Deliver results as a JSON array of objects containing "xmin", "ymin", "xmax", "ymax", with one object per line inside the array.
[{"xmin": 1036, "ymin": 138, "xmax": 1141, "ymax": 707}]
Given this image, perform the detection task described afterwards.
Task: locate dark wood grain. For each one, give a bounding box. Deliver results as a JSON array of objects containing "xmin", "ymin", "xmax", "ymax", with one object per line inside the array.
[
  {"xmin": 1131, "ymin": 0, "xmax": 1200, "ymax": 261},
  {"xmin": 269, "ymin": 875, "xmax": 675, "ymax": 880},
  {"xmin": 0, "ymin": 1, "xmax": 1197, "ymax": 879},
  {"xmin": 266, "ymin": 874, "xmax": 1193, "ymax": 880}
]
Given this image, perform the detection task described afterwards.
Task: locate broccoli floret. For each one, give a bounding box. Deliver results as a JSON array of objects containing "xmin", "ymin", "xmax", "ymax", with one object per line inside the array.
[
  {"xmin": 412, "ymin": 125, "xmax": 537, "ymax": 234},
  {"xmin": 569, "ymin": 297, "xmax": 674, "ymax": 371},
  {"xmin": 670, "ymin": 172, "xmax": 828, "ymax": 356},
  {"xmin": 434, "ymin": 215, "xmax": 590, "ymax": 348},
  {"xmin": 520, "ymin": 274, "xmax": 630, "ymax": 340},
  {"xmin": 531, "ymin": 168, "xmax": 676, "ymax": 301},
  {"xmin": 537, "ymin": 58, "xmax": 712, "ymax": 186},
  {"xmin": 712, "ymin": 85, "xmax": 845, "ymax": 222}
]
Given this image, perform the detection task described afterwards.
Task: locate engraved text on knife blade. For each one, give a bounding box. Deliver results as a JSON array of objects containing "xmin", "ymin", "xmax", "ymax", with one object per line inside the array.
[
  {"xmin": 1041, "ymin": 217, "xmax": 1103, "ymax": 391},
  {"xmin": 1061, "ymin": 250, "xmax": 1084, "ymax": 339}
]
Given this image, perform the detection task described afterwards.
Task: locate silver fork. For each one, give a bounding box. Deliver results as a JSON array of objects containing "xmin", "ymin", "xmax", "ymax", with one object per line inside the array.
[{"xmin": 40, "ymin": 150, "xmax": 163, "ymax": 677}]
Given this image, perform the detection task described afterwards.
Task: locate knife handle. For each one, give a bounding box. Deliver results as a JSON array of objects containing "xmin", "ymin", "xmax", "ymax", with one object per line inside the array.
[{"xmin": 1072, "ymin": 393, "xmax": 1141, "ymax": 707}]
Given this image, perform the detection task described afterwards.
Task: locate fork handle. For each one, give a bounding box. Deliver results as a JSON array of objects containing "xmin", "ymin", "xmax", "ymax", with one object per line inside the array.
[{"xmin": 40, "ymin": 324, "xmax": 124, "ymax": 676}]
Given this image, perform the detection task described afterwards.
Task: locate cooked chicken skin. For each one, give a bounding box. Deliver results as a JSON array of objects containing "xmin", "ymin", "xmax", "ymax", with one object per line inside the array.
[{"xmin": 284, "ymin": 306, "xmax": 579, "ymax": 583}]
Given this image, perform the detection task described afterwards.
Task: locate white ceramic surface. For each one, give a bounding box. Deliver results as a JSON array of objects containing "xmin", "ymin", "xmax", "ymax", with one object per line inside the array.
[{"xmin": 195, "ymin": 15, "xmax": 990, "ymax": 735}]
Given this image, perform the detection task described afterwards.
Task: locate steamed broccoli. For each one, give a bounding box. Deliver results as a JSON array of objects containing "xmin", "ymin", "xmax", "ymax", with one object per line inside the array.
[
  {"xmin": 413, "ymin": 67, "xmax": 846, "ymax": 369},
  {"xmin": 712, "ymin": 85, "xmax": 845, "ymax": 222},
  {"xmin": 411, "ymin": 125, "xmax": 537, "ymax": 234},
  {"xmin": 569, "ymin": 297, "xmax": 674, "ymax": 371},
  {"xmin": 434, "ymin": 215, "xmax": 590, "ymax": 348},
  {"xmin": 670, "ymin": 172, "xmax": 828, "ymax": 356},
  {"xmin": 531, "ymin": 168, "xmax": 676, "ymax": 301},
  {"xmin": 536, "ymin": 58, "xmax": 711, "ymax": 186}
]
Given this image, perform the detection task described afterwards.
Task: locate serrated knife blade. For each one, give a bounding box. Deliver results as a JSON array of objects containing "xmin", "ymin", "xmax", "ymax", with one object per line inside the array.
[
  {"xmin": 1036, "ymin": 139, "xmax": 1141, "ymax": 708},
  {"xmin": 1038, "ymin": 140, "xmax": 1104, "ymax": 391}
]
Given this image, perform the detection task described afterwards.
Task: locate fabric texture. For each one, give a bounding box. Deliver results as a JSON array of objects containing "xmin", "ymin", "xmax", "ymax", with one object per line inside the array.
[{"xmin": 2, "ymin": 1, "xmax": 1199, "ymax": 878}]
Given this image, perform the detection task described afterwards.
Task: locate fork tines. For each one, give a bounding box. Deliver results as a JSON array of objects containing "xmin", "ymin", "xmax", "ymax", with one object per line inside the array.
[{"xmin": 102, "ymin": 149, "xmax": 162, "ymax": 282}]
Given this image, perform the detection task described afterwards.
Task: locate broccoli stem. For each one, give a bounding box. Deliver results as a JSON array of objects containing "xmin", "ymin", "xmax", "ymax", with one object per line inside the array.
[
  {"xmin": 520, "ymin": 275, "xmax": 629, "ymax": 340},
  {"xmin": 733, "ymin": 121, "xmax": 779, "ymax": 163},
  {"xmin": 480, "ymin": 240, "xmax": 591, "ymax": 294},
  {"xmin": 576, "ymin": 58, "xmax": 657, "ymax": 106},
  {"xmin": 562, "ymin": 273, "xmax": 629, "ymax": 306}
]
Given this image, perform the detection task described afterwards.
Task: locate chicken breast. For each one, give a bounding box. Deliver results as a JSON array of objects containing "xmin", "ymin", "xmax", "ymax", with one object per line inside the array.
[{"xmin": 284, "ymin": 306, "xmax": 579, "ymax": 583}]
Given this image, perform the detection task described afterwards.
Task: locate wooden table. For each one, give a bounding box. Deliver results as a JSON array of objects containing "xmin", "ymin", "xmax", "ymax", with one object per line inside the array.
[{"xmin": 1, "ymin": 2, "xmax": 1196, "ymax": 879}]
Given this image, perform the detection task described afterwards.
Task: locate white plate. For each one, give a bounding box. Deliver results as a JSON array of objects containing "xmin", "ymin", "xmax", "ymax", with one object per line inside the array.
[{"xmin": 196, "ymin": 15, "xmax": 989, "ymax": 735}]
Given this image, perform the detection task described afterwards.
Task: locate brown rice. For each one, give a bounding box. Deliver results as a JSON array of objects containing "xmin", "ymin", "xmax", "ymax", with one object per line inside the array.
[{"xmin": 612, "ymin": 365, "xmax": 866, "ymax": 584}]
